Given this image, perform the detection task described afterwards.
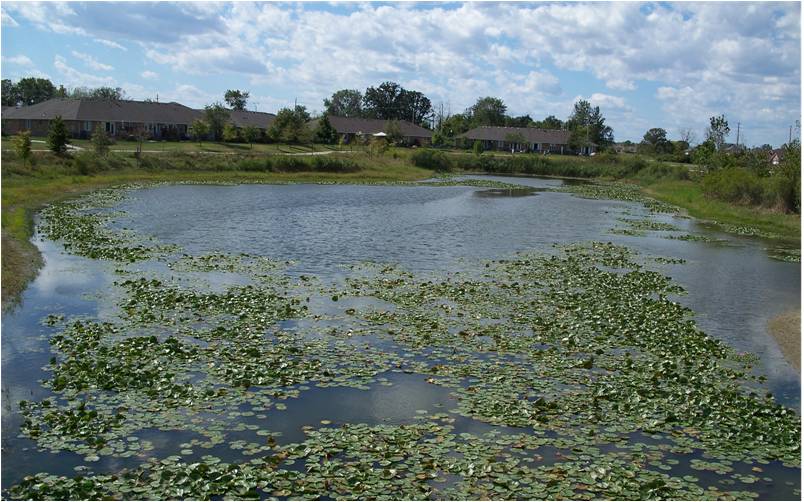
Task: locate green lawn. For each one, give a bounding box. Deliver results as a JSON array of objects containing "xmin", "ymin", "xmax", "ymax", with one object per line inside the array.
[{"xmin": 1, "ymin": 136, "xmax": 342, "ymax": 154}]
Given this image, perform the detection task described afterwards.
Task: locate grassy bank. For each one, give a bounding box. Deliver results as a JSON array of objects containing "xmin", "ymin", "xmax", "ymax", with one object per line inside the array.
[
  {"xmin": 641, "ymin": 180, "xmax": 800, "ymax": 243},
  {"xmin": 1, "ymin": 151, "xmax": 432, "ymax": 308}
]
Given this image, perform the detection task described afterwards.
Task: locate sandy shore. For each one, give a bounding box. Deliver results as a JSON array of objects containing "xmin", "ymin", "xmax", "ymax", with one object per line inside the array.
[{"xmin": 767, "ymin": 310, "xmax": 801, "ymax": 370}]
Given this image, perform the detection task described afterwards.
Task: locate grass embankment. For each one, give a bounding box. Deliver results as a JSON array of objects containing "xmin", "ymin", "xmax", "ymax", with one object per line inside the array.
[{"xmin": 1, "ymin": 150, "xmax": 431, "ymax": 308}]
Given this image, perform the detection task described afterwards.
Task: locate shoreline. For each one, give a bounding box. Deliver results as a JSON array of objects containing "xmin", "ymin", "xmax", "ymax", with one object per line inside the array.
[{"xmin": 768, "ymin": 310, "xmax": 801, "ymax": 370}]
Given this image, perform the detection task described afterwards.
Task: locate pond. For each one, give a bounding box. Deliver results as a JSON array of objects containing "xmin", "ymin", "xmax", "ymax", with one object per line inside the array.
[{"xmin": 2, "ymin": 176, "xmax": 800, "ymax": 500}]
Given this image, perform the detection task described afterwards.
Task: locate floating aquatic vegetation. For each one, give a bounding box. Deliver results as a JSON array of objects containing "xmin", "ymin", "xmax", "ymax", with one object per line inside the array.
[
  {"xmin": 7, "ymin": 182, "xmax": 800, "ymax": 500},
  {"xmin": 555, "ymin": 183, "xmax": 679, "ymax": 214}
]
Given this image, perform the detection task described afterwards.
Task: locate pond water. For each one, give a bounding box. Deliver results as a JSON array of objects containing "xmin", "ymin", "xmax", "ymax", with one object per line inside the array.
[{"xmin": 2, "ymin": 176, "xmax": 800, "ymax": 499}]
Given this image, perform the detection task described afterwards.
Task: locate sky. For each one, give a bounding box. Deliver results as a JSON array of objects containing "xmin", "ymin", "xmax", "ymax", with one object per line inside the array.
[{"xmin": 0, "ymin": 1, "xmax": 800, "ymax": 146}]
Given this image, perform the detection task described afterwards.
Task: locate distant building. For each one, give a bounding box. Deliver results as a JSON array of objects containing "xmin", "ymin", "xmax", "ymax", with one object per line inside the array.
[
  {"xmin": 769, "ymin": 148, "xmax": 784, "ymax": 166},
  {"xmin": 1, "ymin": 98, "xmax": 275, "ymax": 140},
  {"xmin": 313, "ymin": 116, "xmax": 433, "ymax": 146},
  {"xmin": 612, "ymin": 142, "xmax": 638, "ymax": 154},
  {"xmin": 458, "ymin": 126, "xmax": 575, "ymax": 154}
]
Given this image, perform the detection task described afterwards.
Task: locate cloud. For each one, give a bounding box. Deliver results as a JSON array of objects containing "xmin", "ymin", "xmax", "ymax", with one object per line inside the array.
[
  {"xmin": 588, "ymin": 93, "xmax": 629, "ymax": 111},
  {"xmin": 71, "ymin": 50, "xmax": 113, "ymax": 71},
  {"xmin": 140, "ymin": 70, "xmax": 158, "ymax": 80},
  {"xmin": 1, "ymin": 8, "xmax": 18, "ymax": 27},
  {"xmin": 3, "ymin": 54, "xmax": 34, "ymax": 67},
  {"xmin": 94, "ymin": 38, "xmax": 126, "ymax": 51},
  {"xmin": 53, "ymin": 55, "xmax": 115, "ymax": 87}
]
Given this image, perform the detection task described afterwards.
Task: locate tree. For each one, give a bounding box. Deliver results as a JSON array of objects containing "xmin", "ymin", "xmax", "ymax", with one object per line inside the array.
[
  {"xmin": 2, "ymin": 79, "xmax": 17, "ymax": 106},
  {"xmin": 12, "ymin": 130, "xmax": 32, "ymax": 164},
  {"xmin": 363, "ymin": 81, "xmax": 403, "ymax": 120},
  {"xmin": 468, "ymin": 97, "xmax": 507, "ymax": 126},
  {"xmin": 679, "ymin": 128, "xmax": 697, "ymax": 146},
  {"xmin": 224, "ymin": 90, "xmax": 250, "ymax": 111},
  {"xmin": 440, "ymin": 113, "xmax": 472, "ymax": 138},
  {"xmin": 396, "ymin": 89, "xmax": 433, "ymax": 126},
  {"xmin": 314, "ymin": 115, "xmax": 339, "ymax": 144},
  {"xmin": 269, "ymin": 105, "xmax": 311, "ymax": 144},
  {"xmin": 566, "ymin": 99, "xmax": 613, "ymax": 151},
  {"xmin": 534, "ymin": 115, "xmax": 563, "ymax": 130},
  {"xmin": 706, "ymin": 115, "xmax": 730, "ymax": 151},
  {"xmin": 505, "ymin": 115, "xmax": 533, "ymax": 128},
  {"xmin": 242, "ymin": 125, "xmax": 260, "ymax": 149},
  {"xmin": 204, "ymin": 103, "xmax": 230, "ymax": 141},
  {"xmin": 15, "ymin": 77, "xmax": 56, "ymax": 106},
  {"xmin": 91, "ymin": 125, "xmax": 112, "ymax": 156},
  {"xmin": 473, "ymin": 140, "xmax": 484, "ymax": 157},
  {"xmin": 504, "ymin": 132, "xmax": 527, "ymax": 153},
  {"xmin": 384, "ymin": 120, "xmax": 403, "ymax": 145},
  {"xmin": 431, "ymin": 130, "xmax": 446, "ymax": 147},
  {"xmin": 641, "ymin": 128, "xmax": 673, "ymax": 154},
  {"xmin": 91, "ymin": 86, "xmax": 124, "ymax": 100},
  {"xmin": 222, "ymin": 122, "xmax": 240, "ymax": 143},
  {"xmin": 189, "ymin": 119, "xmax": 209, "ymax": 146},
  {"xmin": 324, "ymin": 89, "xmax": 362, "ymax": 117},
  {"xmin": 47, "ymin": 115, "xmax": 69, "ymax": 155},
  {"xmin": 692, "ymin": 139, "xmax": 716, "ymax": 167}
]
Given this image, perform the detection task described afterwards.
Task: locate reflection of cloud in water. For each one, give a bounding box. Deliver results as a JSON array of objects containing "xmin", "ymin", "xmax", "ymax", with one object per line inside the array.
[{"xmin": 31, "ymin": 239, "xmax": 110, "ymax": 299}]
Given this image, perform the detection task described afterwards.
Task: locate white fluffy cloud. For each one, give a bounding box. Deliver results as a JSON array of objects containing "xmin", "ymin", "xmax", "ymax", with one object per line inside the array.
[
  {"xmin": 54, "ymin": 55, "xmax": 115, "ymax": 87},
  {"xmin": 3, "ymin": 54, "xmax": 34, "ymax": 67},
  {"xmin": 71, "ymin": 50, "xmax": 113, "ymax": 71},
  {"xmin": 2, "ymin": 2, "xmax": 800, "ymax": 144}
]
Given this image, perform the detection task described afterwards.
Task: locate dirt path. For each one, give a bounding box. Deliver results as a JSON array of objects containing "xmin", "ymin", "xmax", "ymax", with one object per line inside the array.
[{"xmin": 767, "ymin": 310, "xmax": 801, "ymax": 370}]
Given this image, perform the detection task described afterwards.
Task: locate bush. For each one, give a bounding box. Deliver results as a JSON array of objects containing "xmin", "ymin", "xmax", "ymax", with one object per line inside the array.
[
  {"xmin": 411, "ymin": 149, "xmax": 452, "ymax": 172},
  {"xmin": 701, "ymin": 167, "xmax": 797, "ymax": 211}
]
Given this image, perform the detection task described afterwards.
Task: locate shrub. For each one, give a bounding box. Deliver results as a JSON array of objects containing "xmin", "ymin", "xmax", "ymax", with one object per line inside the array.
[{"xmin": 411, "ymin": 149, "xmax": 451, "ymax": 172}]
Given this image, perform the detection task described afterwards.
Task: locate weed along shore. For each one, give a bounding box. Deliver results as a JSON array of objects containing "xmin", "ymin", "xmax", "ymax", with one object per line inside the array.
[{"xmin": 1, "ymin": 148, "xmax": 800, "ymax": 499}]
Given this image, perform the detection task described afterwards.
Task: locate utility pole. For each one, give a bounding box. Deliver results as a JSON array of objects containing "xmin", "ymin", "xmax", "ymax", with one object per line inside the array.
[
  {"xmin": 735, "ymin": 122, "xmax": 740, "ymax": 147},
  {"xmin": 789, "ymin": 125, "xmax": 793, "ymax": 144}
]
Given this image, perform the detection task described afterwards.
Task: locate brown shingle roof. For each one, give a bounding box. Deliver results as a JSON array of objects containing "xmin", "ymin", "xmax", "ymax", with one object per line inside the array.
[
  {"xmin": 459, "ymin": 126, "xmax": 570, "ymax": 145},
  {"xmin": 228, "ymin": 110, "xmax": 275, "ymax": 129},
  {"xmin": 1, "ymin": 99, "xmax": 276, "ymax": 129},
  {"xmin": 1, "ymin": 98, "xmax": 200, "ymax": 124},
  {"xmin": 324, "ymin": 116, "xmax": 432, "ymax": 138}
]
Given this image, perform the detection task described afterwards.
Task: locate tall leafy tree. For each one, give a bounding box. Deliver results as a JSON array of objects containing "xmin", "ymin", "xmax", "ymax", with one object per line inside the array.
[
  {"xmin": 15, "ymin": 77, "xmax": 56, "ymax": 105},
  {"xmin": 222, "ymin": 122, "xmax": 240, "ymax": 143},
  {"xmin": 224, "ymin": 90, "xmax": 250, "ymax": 111},
  {"xmin": 396, "ymin": 89, "xmax": 433, "ymax": 126},
  {"xmin": 363, "ymin": 81, "xmax": 403, "ymax": 120},
  {"xmin": 468, "ymin": 97, "xmax": 507, "ymax": 126},
  {"xmin": 505, "ymin": 115, "xmax": 534, "ymax": 128},
  {"xmin": 269, "ymin": 105, "xmax": 311, "ymax": 143},
  {"xmin": 69, "ymin": 86, "xmax": 125, "ymax": 100},
  {"xmin": 204, "ymin": 103, "xmax": 231, "ymax": 141},
  {"xmin": 642, "ymin": 127, "xmax": 671, "ymax": 153},
  {"xmin": 534, "ymin": 115, "xmax": 563, "ymax": 130},
  {"xmin": 314, "ymin": 115, "xmax": 339, "ymax": 144},
  {"xmin": 2, "ymin": 79, "xmax": 18, "ymax": 106},
  {"xmin": 706, "ymin": 115, "xmax": 730, "ymax": 151},
  {"xmin": 47, "ymin": 115, "xmax": 70, "ymax": 155},
  {"xmin": 566, "ymin": 99, "xmax": 613, "ymax": 150},
  {"xmin": 324, "ymin": 89, "xmax": 362, "ymax": 117}
]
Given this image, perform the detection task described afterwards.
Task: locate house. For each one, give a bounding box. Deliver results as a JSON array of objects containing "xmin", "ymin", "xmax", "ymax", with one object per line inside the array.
[
  {"xmin": 1, "ymin": 98, "xmax": 276, "ymax": 140},
  {"xmin": 612, "ymin": 142, "xmax": 638, "ymax": 154},
  {"xmin": 769, "ymin": 148, "xmax": 784, "ymax": 166},
  {"xmin": 458, "ymin": 126, "xmax": 574, "ymax": 154},
  {"xmin": 315, "ymin": 116, "xmax": 433, "ymax": 146}
]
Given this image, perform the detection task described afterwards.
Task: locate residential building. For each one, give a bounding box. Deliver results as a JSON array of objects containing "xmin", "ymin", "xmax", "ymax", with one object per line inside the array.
[
  {"xmin": 1, "ymin": 98, "xmax": 276, "ymax": 140},
  {"xmin": 458, "ymin": 126, "xmax": 575, "ymax": 154},
  {"xmin": 314, "ymin": 116, "xmax": 433, "ymax": 146}
]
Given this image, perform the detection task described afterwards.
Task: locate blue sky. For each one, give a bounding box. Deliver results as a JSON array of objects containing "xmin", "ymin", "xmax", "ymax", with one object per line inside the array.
[{"xmin": 1, "ymin": 1, "xmax": 800, "ymax": 146}]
